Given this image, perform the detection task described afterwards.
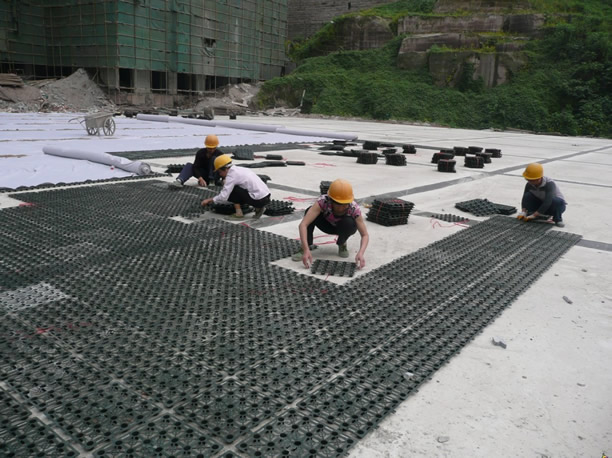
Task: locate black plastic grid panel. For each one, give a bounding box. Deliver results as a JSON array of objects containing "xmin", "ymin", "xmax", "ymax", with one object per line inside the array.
[
  {"xmin": 311, "ymin": 260, "xmax": 357, "ymax": 278},
  {"xmin": 0, "ymin": 181, "xmax": 581, "ymax": 457}
]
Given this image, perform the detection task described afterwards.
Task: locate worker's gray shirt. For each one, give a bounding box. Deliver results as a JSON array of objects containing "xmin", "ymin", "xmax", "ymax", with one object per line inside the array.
[{"xmin": 524, "ymin": 176, "xmax": 566, "ymax": 213}]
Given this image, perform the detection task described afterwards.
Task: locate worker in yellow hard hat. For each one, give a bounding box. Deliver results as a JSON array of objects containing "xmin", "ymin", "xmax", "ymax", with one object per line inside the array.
[
  {"xmin": 169, "ymin": 134, "xmax": 223, "ymax": 189},
  {"xmin": 292, "ymin": 179, "xmax": 369, "ymax": 269},
  {"xmin": 517, "ymin": 163, "xmax": 567, "ymax": 227},
  {"xmin": 200, "ymin": 155, "xmax": 271, "ymax": 220}
]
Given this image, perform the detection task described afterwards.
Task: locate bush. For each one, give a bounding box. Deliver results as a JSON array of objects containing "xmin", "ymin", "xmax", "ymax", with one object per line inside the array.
[{"xmin": 260, "ymin": 4, "xmax": 611, "ymax": 137}]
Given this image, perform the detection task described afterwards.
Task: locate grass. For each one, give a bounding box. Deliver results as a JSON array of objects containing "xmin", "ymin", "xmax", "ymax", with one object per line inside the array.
[{"xmin": 267, "ymin": 1, "xmax": 612, "ymax": 137}]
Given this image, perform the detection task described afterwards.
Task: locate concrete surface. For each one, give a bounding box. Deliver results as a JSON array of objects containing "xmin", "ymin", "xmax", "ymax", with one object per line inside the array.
[{"xmin": 1, "ymin": 113, "xmax": 611, "ymax": 457}]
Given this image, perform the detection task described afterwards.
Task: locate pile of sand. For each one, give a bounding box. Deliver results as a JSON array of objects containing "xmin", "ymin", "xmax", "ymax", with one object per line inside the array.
[
  {"xmin": 38, "ymin": 68, "xmax": 115, "ymax": 112},
  {"xmin": 0, "ymin": 68, "xmax": 115, "ymax": 113}
]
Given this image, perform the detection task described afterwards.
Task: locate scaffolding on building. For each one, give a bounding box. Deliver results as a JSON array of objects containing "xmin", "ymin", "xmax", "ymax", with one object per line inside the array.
[{"xmin": 0, "ymin": 0, "xmax": 288, "ymax": 101}]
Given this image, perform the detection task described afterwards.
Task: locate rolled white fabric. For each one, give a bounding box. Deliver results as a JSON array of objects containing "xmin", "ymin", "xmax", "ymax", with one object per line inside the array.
[
  {"xmin": 136, "ymin": 112, "xmax": 357, "ymax": 139},
  {"xmin": 275, "ymin": 128, "xmax": 357, "ymax": 140},
  {"xmin": 136, "ymin": 114, "xmax": 169, "ymax": 123},
  {"xmin": 172, "ymin": 117, "xmax": 217, "ymax": 127},
  {"xmin": 211, "ymin": 120, "xmax": 282, "ymax": 132},
  {"xmin": 43, "ymin": 146, "xmax": 152, "ymax": 176}
]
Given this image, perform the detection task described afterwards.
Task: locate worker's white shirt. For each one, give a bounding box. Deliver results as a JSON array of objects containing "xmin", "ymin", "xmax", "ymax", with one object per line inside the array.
[{"xmin": 213, "ymin": 166, "xmax": 270, "ymax": 204}]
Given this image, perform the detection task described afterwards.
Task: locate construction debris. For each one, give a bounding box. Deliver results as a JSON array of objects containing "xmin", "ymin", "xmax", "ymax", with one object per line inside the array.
[
  {"xmin": 0, "ymin": 73, "xmax": 24, "ymax": 87},
  {"xmin": 491, "ymin": 337, "xmax": 507, "ymax": 349}
]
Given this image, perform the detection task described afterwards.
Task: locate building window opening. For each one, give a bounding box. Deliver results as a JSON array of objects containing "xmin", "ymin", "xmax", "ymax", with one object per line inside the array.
[
  {"xmin": 119, "ymin": 68, "xmax": 133, "ymax": 89},
  {"xmin": 151, "ymin": 71, "xmax": 167, "ymax": 92},
  {"xmin": 177, "ymin": 73, "xmax": 196, "ymax": 93}
]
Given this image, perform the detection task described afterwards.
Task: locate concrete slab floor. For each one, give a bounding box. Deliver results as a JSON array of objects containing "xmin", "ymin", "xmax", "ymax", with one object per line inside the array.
[{"xmin": 1, "ymin": 113, "xmax": 611, "ymax": 457}]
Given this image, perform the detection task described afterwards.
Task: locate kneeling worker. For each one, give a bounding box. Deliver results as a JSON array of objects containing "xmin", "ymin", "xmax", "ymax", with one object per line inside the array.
[
  {"xmin": 292, "ymin": 179, "xmax": 369, "ymax": 269},
  {"xmin": 201, "ymin": 155, "xmax": 271, "ymax": 220},
  {"xmin": 169, "ymin": 134, "xmax": 222, "ymax": 188},
  {"xmin": 518, "ymin": 163, "xmax": 567, "ymax": 227}
]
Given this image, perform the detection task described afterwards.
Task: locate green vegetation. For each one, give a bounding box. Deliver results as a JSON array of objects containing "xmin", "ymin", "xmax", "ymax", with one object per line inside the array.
[
  {"xmin": 269, "ymin": 1, "xmax": 611, "ymax": 137},
  {"xmin": 287, "ymin": 0, "xmax": 436, "ymax": 62},
  {"xmin": 359, "ymin": 0, "xmax": 436, "ymax": 19}
]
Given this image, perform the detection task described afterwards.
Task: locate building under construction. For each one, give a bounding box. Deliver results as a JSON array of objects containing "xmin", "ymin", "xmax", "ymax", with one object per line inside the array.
[{"xmin": 0, "ymin": 0, "xmax": 288, "ymax": 105}]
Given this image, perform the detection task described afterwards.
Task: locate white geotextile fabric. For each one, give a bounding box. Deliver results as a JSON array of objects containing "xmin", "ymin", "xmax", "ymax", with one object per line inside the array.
[{"xmin": 0, "ymin": 112, "xmax": 357, "ymax": 189}]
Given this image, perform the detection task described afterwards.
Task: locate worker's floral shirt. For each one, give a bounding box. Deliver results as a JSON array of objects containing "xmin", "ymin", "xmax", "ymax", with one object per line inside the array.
[{"xmin": 317, "ymin": 195, "xmax": 361, "ymax": 226}]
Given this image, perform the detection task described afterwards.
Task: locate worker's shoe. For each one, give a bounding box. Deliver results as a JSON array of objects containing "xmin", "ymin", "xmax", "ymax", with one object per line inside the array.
[
  {"xmin": 226, "ymin": 213, "xmax": 244, "ymax": 221},
  {"xmin": 168, "ymin": 179, "xmax": 183, "ymax": 189},
  {"xmin": 555, "ymin": 220, "xmax": 565, "ymax": 228},
  {"xmin": 291, "ymin": 249, "xmax": 304, "ymax": 262},
  {"xmin": 253, "ymin": 206, "xmax": 266, "ymax": 220},
  {"xmin": 338, "ymin": 244, "xmax": 349, "ymax": 258},
  {"xmin": 291, "ymin": 245, "xmax": 317, "ymax": 261}
]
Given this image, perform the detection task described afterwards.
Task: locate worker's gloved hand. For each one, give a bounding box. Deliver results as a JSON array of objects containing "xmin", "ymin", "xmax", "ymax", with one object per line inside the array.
[
  {"xmin": 517, "ymin": 211, "xmax": 526, "ymax": 220},
  {"xmin": 524, "ymin": 214, "xmax": 536, "ymax": 221}
]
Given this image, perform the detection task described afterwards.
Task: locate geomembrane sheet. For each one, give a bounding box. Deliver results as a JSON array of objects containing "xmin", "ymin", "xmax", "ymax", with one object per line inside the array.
[{"xmin": 0, "ymin": 181, "xmax": 581, "ymax": 457}]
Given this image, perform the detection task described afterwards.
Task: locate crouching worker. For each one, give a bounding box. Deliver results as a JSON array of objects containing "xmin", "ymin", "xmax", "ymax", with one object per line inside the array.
[
  {"xmin": 292, "ymin": 179, "xmax": 369, "ymax": 269},
  {"xmin": 518, "ymin": 163, "xmax": 567, "ymax": 227},
  {"xmin": 201, "ymin": 155, "xmax": 271, "ymax": 220},
  {"xmin": 169, "ymin": 134, "xmax": 222, "ymax": 189}
]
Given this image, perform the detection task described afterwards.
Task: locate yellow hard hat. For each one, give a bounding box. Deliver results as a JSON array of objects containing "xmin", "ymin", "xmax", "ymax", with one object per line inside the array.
[
  {"xmin": 205, "ymin": 134, "xmax": 219, "ymax": 149},
  {"xmin": 213, "ymin": 154, "xmax": 232, "ymax": 172},
  {"xmin": 522, "ymin": 163, "xmax": 543, "ymax": 180},
  {"xmin": 328, "ymin": 179, "xmax": 354, "ymax": 204}
]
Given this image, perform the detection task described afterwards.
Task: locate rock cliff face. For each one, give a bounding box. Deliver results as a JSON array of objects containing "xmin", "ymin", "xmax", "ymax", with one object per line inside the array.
[
  {"xmin": 399, "ymin": 14, "xmax": 545, "ymax": 35},
  {"xmin": 433, "ymin": 0, "xmax": 531, "ymax": 13},
  {"xmin": 287, "ymin": 0, "xmax": 546, "ymax": 89},
  {"xmin": 287, "ymin": 0, "xmax": 391, "ymax": 40},
  {"xmin": 335, "ymin": 16, "xmax": 394, "ymax": 51},
  {"xmin": 396, "ymin": 10, "xmax": 543, "ymax": 87}
]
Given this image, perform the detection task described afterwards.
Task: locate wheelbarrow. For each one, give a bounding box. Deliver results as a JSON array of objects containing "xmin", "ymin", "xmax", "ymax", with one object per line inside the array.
[{"xmin": 71, "ymin": 112, "xmax": 116, "ymax": 136}]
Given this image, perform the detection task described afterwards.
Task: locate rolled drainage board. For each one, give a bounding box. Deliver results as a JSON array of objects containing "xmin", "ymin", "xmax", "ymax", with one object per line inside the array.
[
  {"xmin": 0, "ymin": 180, "xmax": 582, "ymax": 457},
  {"xmin": 311, "ymin": 259, "xmax": 357, "ymax": 277}
]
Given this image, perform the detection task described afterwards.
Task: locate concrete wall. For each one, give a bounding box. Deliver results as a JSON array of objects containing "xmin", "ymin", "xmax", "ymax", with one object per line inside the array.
[{"xmin": 287, "ymin": 0, "xmax": 391, "ymax": 40}]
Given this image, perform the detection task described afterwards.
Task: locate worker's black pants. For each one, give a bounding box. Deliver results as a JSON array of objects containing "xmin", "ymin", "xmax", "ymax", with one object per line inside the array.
[
  {"xmin": 521, "ymin": 192, "xmax": 566, "ymax": 222},
  {"xmin": 178, "ymin": 162, "xmax": 218, "ymax": 185},
  {"xmin": 228, "ymin": 186, "xmax": 270, "ymax": 209},
  {"xmin": 306, "ymin": 210, "xmax": 357, "ymax": 246}
]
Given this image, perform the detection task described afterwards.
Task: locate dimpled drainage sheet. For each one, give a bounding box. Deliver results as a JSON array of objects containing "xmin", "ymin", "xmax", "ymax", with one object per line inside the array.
[{"xmin": 0, "ymin": 181, "xmax": 582, "ymax": 457}]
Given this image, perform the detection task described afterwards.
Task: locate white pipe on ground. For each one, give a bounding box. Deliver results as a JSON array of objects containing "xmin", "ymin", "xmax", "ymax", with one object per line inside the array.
[
  {"xmin": 43, "ymin": 146, "xmax": 152, "ymax": 176},
  {"xmin": 136, "ymin": 113, "xmax": 358, "ymax": 140}
]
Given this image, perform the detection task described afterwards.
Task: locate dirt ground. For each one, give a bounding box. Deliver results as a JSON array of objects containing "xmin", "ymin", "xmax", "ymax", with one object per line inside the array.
[{"xmin": 0, "ymin": 68, "xmax": 301, "ymax": 117}]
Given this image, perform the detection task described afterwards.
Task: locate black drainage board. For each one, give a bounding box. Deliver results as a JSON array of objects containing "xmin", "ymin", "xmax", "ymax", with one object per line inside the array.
[{"xmin": 0, "ymin": 181, "xmax": 582, "ymax": 457}]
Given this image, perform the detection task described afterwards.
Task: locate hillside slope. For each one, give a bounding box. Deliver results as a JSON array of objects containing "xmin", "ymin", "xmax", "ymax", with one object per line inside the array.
[{"xmin": 258, "ymin": 0, "xmax": 611, "ymax": 137}]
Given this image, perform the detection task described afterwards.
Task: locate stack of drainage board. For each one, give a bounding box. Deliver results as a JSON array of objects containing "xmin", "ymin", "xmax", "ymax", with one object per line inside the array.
[
  {"xmin": 402, "ymin": 144, "xmax": 417, "ymax": 154},
  {"xmin": 384, "ymin": 149, "xmax": 407, "ymax": 166},
  {"xmin": 431, "ymin": 149, "xmax": 456, "ymax": 173},
  {"xmin": 264, "ymin": 200, "xmax": 295, "ymax": 216},
  {"xmin": 450, "ymin": 146, "xmax": 503, "ymax": 169},
  {"xmin": 357, "ymin": 151, "xmax": 379, "ymax": 164},
  {"xmin": 212, "ymin": 202, "xmax": 253, "ymax": 215},
  {"xmin": 367, "ymin": 198, "xmax": 414, "ymax": 226}
]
